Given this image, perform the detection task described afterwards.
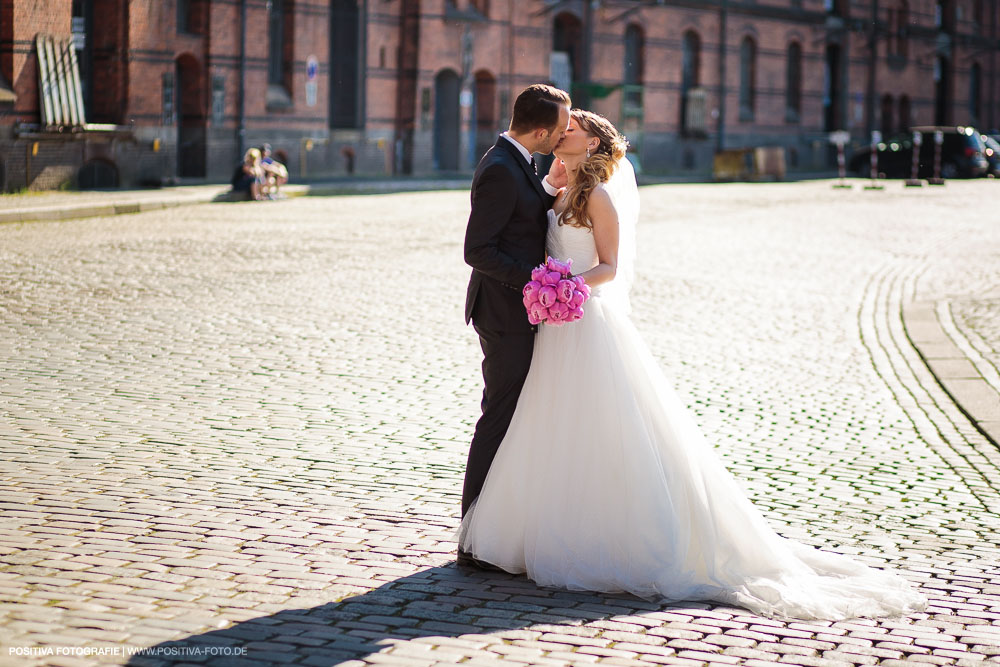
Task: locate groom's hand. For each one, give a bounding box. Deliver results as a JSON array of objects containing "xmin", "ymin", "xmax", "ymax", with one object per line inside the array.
[{"xmin": 547, "ymin": 158, "xmax": 568, "ymax": 189}]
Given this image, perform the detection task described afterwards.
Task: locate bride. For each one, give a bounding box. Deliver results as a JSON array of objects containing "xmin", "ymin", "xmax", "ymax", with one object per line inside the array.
[{"xmin": 458, "ymin": 109, "xmax": 927, "ymax": 620}]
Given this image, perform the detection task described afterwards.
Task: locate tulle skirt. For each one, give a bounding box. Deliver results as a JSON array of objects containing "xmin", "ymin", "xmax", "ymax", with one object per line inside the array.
[{"xmin": 458, "ymin": 296, "xmax": 927, "ymax": 620}]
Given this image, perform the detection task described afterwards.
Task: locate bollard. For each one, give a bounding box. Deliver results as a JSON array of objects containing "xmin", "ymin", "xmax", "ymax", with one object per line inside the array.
[
  {"xmin": 864, "ymin": 130, "xmax": 884, "ymax": 190},
  {"xmin": 829, "ymin": 130, "xmax": 852, "ymax": 189},
  {"xmin": 928, "ymin": 130, "xmax": 945, "ymax": 185},
  {"xmin": 905, "ymin": 131, "xmax": 923, "ymax": 187}
]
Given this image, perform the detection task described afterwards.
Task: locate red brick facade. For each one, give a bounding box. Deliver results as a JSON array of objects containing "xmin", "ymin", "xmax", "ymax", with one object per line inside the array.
[{"xmin": 1, "ymin": 0, "xmax": 997, "ymax": 189}]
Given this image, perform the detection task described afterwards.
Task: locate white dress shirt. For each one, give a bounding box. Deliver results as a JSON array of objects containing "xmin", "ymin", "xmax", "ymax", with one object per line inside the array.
[{"xmin": 501, "ymin": 133, "xmax": 560, "ymax": 196}]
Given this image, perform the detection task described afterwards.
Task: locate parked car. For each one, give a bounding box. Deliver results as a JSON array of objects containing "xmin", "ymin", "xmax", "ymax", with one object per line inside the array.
[
  {"xmin": 848, "ymin": 126, "xmax": 989, "ymax": 179},
  {"xmin": 981, "ymin": 133, "xmax": 1000, "ymax": 177}
]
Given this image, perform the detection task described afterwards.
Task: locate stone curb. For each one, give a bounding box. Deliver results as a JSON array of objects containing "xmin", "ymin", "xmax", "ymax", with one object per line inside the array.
[
  {"xmin": 0, "ymin": 174, "xmax": 844, "ymax": 225},
  {"xmin": 902, "ymin": 300, "xmax": 1000, "ymax": 446},
  {"xmin": 0, "ymin": 180, "xmax": 475, "ymax": 225}
]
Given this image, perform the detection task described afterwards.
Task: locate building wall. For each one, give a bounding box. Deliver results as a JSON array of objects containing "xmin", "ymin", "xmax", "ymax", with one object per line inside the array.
[{"xmin": 0, "ymin": 0, "xmax": 998, "ymax": 190}]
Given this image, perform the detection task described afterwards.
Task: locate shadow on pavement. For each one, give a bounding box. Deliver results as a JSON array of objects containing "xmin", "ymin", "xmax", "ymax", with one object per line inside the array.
[{"xmin": 125, "ymin": 564, "xmax": 686, "ymax": 666}]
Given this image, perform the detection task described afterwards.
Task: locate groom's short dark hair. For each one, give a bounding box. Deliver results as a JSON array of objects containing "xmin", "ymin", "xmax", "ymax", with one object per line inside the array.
[{"xmin": 510, "ymin": 84, "xmax": 571, "ymax": 134}]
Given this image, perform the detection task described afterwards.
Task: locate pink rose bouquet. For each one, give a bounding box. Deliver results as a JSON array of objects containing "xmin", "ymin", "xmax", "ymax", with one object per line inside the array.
[{"xmin": 522, "ymin": 256, "xmax": 591, "ymax": 326}]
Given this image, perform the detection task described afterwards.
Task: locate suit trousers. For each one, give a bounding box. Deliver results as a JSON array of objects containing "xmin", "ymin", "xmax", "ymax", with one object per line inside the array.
[{"xmin": 462, "ymin": 325, "xmax": 535, "ymax": 516}]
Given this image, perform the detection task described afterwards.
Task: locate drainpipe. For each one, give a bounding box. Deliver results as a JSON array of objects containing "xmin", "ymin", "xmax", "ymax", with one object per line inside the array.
[
  {"xmin": 237, "ymin": 0, "xmax": 247, "ymax": 157},
  {"xmin": 865, "ymin": 0, "xmax": 878, "ymax": 136},
  {"xmin": 716, "ymin": 0, "xmax": 727, "ymax": 153}
]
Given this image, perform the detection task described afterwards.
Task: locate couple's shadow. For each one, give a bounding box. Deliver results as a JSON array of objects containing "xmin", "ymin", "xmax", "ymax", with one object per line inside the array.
[{"xmin": 126, "ymin": 563, "xmax": 697, "ymax": 666}]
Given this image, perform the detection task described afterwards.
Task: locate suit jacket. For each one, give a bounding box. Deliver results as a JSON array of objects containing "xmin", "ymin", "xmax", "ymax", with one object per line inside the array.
[{"xmin": 464, "ymin": 137, "xmax": 555, "ymax": 332}]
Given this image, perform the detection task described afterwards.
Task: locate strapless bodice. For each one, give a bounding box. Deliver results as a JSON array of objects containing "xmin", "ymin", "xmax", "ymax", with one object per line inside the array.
[{"xmin": 546, "ymin": 209, "xmax": 599, "ymax": 276}]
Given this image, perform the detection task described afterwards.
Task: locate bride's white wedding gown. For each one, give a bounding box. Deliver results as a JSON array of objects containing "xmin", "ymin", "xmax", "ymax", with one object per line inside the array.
[{"xmin": 459, "ymin": 206, "xmax": 927, "ymax": 620}]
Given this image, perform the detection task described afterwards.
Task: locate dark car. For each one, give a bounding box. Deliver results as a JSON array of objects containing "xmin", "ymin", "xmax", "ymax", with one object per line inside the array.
[
  {"xmin": 848, "ymin": 126, "xmax": 989, "ymax": 179},
  {"xmin": 981, "ymin": 134, "xmax": 1000, "ymax": 177}
]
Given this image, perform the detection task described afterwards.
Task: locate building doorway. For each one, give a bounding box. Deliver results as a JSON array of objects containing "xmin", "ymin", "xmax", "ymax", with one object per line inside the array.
[
  {"xmin": 175, "ymin": 54, "xmax": 206, "ymax": 178},
  {"xmin": 433, "ymin": 69, "xmax": 460, "ymax": 172}
]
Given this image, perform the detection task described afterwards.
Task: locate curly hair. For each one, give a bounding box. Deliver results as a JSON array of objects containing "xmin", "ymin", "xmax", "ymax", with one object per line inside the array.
[{"xmin": 561, "ymin": 109, "xmax": 629, "ymax": 230}]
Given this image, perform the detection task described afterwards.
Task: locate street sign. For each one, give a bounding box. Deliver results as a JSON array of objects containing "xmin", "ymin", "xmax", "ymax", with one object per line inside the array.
[
  {"xmin": 306, "ymin": 56, "xmax": 318, "ymax": 81},
  {"xmin": 305, "ymin": 81, "xmax": 317, "ymax": 107}
]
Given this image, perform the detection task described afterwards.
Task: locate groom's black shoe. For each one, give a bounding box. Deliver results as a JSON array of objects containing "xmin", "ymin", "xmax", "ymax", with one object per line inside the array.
[{"xmin": 456, "ymin": 548, "xmax": 506, "ymax": 573}]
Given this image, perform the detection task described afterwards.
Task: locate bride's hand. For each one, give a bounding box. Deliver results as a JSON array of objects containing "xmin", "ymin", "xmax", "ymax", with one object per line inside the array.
[{"xmin": 547, "ymin": 158, "xmax": 568, "ymax": 189}]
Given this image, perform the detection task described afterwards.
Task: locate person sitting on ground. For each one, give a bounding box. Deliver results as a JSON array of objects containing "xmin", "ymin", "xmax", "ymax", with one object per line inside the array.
[
  {"xmin": 231, "ymin": 148, "xmax": 264, "ymax": 201},
  {"xmin": 259, "ymin": 143, "xmax": 288, "ymax": 199}
]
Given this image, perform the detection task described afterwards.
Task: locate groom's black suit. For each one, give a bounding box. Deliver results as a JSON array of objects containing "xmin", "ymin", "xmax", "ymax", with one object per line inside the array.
[{"xmin": 463, "ymin": 136, "xmax": 554, "ymax": 516}]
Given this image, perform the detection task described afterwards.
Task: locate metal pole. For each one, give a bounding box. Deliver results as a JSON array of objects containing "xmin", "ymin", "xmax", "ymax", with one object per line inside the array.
[
  {"xmin": 929, "ymin": 129, "xmax": 945, "ymax": 185},
  {"xmin": 864, "ymin": 129, "xmax": 884, "ymax": 189},
  {"xmin": 716, "ymin": 0, "xmax": 728, "ymax": 153},
  {"xmin": 905, "ymin": 130, "xmax": 923, "ymax": 186}
]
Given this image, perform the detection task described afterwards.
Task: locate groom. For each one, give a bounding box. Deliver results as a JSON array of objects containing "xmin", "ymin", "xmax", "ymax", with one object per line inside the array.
[{"xmin": 460, "ymin": 84, "xmax": 571, "ymax": 563}]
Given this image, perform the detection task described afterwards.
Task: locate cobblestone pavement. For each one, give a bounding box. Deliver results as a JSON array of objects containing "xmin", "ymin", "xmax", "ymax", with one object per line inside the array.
[
  {"xmin": 2, "ymin": 180, "xmax": 1000, "ymax": 667},
  {"xmin": 951, "ymin": 299, "xmax": 1000, "ymax": 395}
]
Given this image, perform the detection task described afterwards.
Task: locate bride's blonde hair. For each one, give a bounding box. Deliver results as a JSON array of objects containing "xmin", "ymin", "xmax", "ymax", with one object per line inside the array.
[{"xmin": 562, "ymin": 109, "xmax": 629, "ymax": 229}]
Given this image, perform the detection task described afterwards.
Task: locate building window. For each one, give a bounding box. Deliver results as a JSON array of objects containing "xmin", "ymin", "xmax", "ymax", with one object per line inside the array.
[
  {"xmin": 824, "ymin": 0, "xmax": 847, "ymax": 16},
  {"xmin": 680, "ymin": 30, "xmax": 700, "ymax": 133},
  {"xmin": 935, "ymin": 0, "xmax": 954, "ymax": 32},
  {"xmin": 970, "ymin": 62, "xmax": 982, "ymax": 126},
  {"xmin": 267, "ymin": 0, "xmax": 293, "ymax": 108},
  {"xmin": 623, "ymin": 23, "xmax": 644, "ymax": 121},
  {"xmin": 887, "ymin": 1, "xmax": 909, "ymax": 58},
  {"xmin": 177, "ymin": 0, "xmax": 189, "ymax": 33},
  {"xmin": 739, "ymin": 36, "xmax": 756, "ymax": 122},
  {"xmin": 162, "ymin": 72, "xmax": 176, "ymax": 125},
  {"xmin": 268, "ymin": 0, "xmax": 285, "ymax": 86},
  {"xmin": 880, "ymin": 94, "xmax": 894, "ymax": 136},
  {"xmin": 973, "ymin": 0, "xmax": 985, "ymax": 34},
  {"xmin": 330, "ymin": 0, "xmax": 360, "ymax": 128},
  {"xmin": 211, "ymin": 74, "xmax": 225, "ymax": 123},
  {"xmin": 786, "ymin": 42, "xmax": 801, "ymax": 123},
  {"xmin": 898, "ymin": 94, "xmax": 911, "ymax": 131},
  {"xmin": 469, "ymin": 0, "xmax": 489, "ymax": 17}
]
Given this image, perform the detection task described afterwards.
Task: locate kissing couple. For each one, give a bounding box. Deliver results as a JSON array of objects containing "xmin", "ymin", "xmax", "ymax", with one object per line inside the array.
[{"xmin": 459, "ymin": 84, "xmax": 926, "ymax": 620}]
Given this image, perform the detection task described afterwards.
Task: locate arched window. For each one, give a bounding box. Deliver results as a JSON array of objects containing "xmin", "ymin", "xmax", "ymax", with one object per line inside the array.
[
  {"xmin": 680, "ymin": 30, "xmax": 700, "ymax": 132},
  {"xmin": 786, "ymin": 42, "xmax": 802, "ymax": 123},
  {"xmin": 623, "ymin": 24, "xmax": 644, "ymax": 121},
  {"xmin": 739, "ymin": 36, "xmax": 756, "ymax": 122}
]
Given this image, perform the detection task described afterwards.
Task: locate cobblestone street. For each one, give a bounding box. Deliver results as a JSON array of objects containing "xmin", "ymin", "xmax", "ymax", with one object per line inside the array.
[{"xmin": 2, "ymin": 180, "xmax": 1000, "ymax": 666}]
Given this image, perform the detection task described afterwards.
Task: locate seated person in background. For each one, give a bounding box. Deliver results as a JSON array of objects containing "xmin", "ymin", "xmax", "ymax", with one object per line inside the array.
[
  {"xmin": 259, "ymin": 143, "xmax": 288, "ymax": 199},
  {"xmin": 231, "ymin": 148, "xmax": 264, "ymax": 201}
]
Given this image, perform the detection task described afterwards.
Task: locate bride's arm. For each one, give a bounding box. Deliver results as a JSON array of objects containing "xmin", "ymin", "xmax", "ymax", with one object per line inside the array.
[{"xmin": 574, "ymin": 188, "xmax": 618, "ymax": 288}]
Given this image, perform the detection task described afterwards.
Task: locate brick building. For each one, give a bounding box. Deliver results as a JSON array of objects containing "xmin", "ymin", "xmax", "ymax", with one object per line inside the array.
[{"xmin": 1, "ymin": 0, "xmax": 997, "ymax": 190}]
